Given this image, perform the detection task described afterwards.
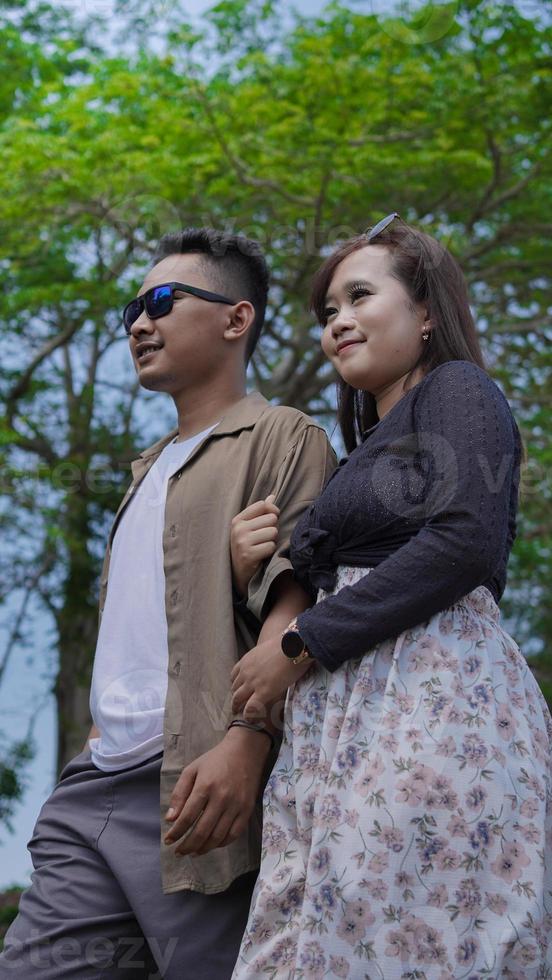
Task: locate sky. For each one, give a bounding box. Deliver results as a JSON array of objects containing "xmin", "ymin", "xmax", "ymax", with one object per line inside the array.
[{"xmin": 0, "ymin": 654, "xmax": 57, "ymax": 888}]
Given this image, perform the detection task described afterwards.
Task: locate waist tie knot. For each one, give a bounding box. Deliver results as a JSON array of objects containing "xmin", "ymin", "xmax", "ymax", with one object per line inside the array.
[{"xmin": 293, "ymin": 526, "xmax": 338, "ymax": 592}]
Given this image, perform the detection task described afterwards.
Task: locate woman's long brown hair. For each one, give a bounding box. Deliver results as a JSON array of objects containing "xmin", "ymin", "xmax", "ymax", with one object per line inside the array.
[{"xmin": 310, "ymin": 222, "xmax": 486, "ymax": 453}]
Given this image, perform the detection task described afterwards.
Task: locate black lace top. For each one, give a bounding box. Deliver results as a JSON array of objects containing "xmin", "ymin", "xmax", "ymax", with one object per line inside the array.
[{"xmin": 292, "ymin": 361, "xmax": 522, "ymax": 671}]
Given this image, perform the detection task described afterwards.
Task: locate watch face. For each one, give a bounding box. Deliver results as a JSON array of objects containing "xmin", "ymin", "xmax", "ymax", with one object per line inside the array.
[{"xmin": 281, "ymin": 629, "xmax": 305, "ymax": 660}]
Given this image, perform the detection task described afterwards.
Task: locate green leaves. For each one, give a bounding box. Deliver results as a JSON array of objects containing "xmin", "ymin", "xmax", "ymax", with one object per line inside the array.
[{"xmin": 0, "ymin": 736, "xmax": 34, "ymax": 835}]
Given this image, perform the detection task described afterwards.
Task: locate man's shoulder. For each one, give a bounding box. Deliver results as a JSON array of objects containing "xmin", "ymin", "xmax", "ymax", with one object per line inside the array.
[
  {"xmin": 135, "ymin": 395, "xmax": 330, "ymax": 460},
  {"xmin": 254, "ymin": 402, "xmax": 329, "ymax": 444}
]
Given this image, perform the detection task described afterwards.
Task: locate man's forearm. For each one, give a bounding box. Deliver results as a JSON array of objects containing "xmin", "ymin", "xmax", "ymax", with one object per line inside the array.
[
  {"xmin": 244, "ymin": 571, "xmax": 312, "ymax": 737},
  {"xmin": 257, "ymin": 570, "xmax": 312, "ymax": 644},
  {"xmin": 226, "ymin": 573, "xmax": 311, "ymax": 744}
]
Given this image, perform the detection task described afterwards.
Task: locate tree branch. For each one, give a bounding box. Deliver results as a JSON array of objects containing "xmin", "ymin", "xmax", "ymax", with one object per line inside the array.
[
  {"xmin": 281, "ymin": 346, "xmax": 328, "ymax": 408},
  {"xmin": 0, "ymin": 553, "xmax": 55, "ymax": 687},
  {"xmin": 490, "ymin": 317, "xmax": 551, "ymax": 336},
  {"xmin": 63, "ymin": 342, "xmax": 77, "ymax": 416},
  {"xmin": 119, "ymin": 378, "xmax": 142, "ymax": 443},
  {"xmin": 189, "ymin": 79, "xmax": 314, "ymax": 208},
  {"xmin": 464, "ymin": 220, "xmax": 552, "ymax": 263},
  {"xmin": 478, "ymin": 165, "xmax": 541, "ymax": 220},
  {"xmin": 3, "ymin": 427, "xmax": 59, "ymax": 466},
  {"xmin": 5, "ymin": 320, "xmax": 81, "ymax": 419},
  {"xmin": 466, "ymin": 128, "xmax": 503, "ymax": 230}
]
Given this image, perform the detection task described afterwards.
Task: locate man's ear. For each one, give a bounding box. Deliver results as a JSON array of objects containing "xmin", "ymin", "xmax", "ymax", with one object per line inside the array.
[{"xmin": 223, "ymin": 300, "xmax": 256, "ymax": 344}]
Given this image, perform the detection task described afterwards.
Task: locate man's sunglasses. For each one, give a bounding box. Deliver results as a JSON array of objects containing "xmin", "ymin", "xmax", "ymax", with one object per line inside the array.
[
  {"xmin": 364, "ymin": 212, "xmax": 401, "ymax": 241},
  {"xmin": 123, "ymin": 281, "xmax": 236, "ymax": 335}
]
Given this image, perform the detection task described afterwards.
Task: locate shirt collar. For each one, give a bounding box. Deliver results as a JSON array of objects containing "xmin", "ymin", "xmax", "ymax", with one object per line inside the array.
[{"xmin": 134, "ymin": 391, "xmax": 270, "ymax": 461}]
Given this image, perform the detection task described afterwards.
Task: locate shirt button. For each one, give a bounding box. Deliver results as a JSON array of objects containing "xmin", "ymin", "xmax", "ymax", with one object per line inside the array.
[
  {"xmin": 174, "ymin": 661, "xmax": 181, "ymax": 676},
  {"xmin": 169, "ymin": 524, "xmax": 177, "ymax": 538},
  {"xmin": 170, "ymin": 589, "xmax": 179, "ymax": 606}
]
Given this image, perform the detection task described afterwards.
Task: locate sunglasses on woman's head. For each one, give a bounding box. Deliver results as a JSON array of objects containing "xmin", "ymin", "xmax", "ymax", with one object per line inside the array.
[
  {"xmin": 122, "ymin": 281, "xmax": 236, "ymax": 335},
  {"xmin": 364, "ymin": 212, "xmax": 401, "ymax": 241}
]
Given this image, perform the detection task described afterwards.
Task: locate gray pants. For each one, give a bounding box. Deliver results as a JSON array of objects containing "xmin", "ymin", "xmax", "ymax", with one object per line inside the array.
[{"xmin": 0, "ymin": 751, "xmax": 256, "ymax": 979}]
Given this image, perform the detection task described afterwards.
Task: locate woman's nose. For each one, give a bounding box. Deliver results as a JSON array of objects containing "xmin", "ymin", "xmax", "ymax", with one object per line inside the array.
[{"xmin": 330, "ymin": 309, "xmax": 356, "ymax": 337}]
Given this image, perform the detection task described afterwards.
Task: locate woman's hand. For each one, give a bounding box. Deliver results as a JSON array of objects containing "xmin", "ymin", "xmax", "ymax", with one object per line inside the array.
[
  {"xmin": 230, "ymin": 495, "xmax": 280, "ymax": 598},
  {"xmin": 230, "ymin": 634, "xmax": 313, "ymax": 722}
]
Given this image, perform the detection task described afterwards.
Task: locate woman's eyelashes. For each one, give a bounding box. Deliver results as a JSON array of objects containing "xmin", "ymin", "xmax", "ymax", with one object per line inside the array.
[
  {"xmin": 322, "ymin": 286, "xmax": 373, "ymax": 324},
  {"xmin": 349, "ymin": 285, "xmax": 372, "ymax": 301}
]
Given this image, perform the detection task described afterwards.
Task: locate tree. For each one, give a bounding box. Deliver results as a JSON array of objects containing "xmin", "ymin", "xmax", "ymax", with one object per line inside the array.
[{"xmin": 0, "ymin": 0, "xmax": 550, "ymax": 773}]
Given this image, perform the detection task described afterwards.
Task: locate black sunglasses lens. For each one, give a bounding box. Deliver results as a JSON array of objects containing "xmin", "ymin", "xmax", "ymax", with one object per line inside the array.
[
  {"xmin": 124, "ymin": 285, "xmax": 174, "ymax": 334},
  {"xmin": 146, "ymin": 284, "xmax": 173, "ymax": 319},
  {"xmin": 123, "ymin": 298, "xmax": 143, "ymax": 333}
]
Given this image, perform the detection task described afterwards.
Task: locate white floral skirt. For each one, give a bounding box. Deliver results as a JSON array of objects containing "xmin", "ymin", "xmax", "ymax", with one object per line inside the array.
[{"xmin": 232, "ymin": 566, "xmax": 552, "ymax": 980}]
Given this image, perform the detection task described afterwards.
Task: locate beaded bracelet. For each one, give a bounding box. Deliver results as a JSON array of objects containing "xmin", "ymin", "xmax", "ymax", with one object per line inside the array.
[{"xmin": 228, "ymin": 719, "xmax": 276, "ymax": 751}]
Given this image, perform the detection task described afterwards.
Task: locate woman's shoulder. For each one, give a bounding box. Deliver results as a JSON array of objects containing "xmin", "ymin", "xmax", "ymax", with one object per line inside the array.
[
  {"xmin": 412, "ymin": 360, "xmax": 520, "ymax": 454},
  {"xmin": 415, "ymin": 360, "xmax": 513, "ymax": 416},
  {"xmin": 419, "ymin": 358, "xmax": 491, "ymax": 391}
]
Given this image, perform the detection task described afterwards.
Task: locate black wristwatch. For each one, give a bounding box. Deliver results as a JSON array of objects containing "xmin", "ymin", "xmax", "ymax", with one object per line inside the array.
[{"xmin": 281, "ymin": 617, "xmax": 311, "ymax": 665}]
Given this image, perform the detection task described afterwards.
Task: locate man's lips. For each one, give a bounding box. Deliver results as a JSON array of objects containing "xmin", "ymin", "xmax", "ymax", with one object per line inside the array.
[
  {"xmin": 336, "ymin": 339, "xmax": 364, "ymax": 355},
  {"xmin": 135, "ymin": 342, "xmax": 163, "ymax": 362}
]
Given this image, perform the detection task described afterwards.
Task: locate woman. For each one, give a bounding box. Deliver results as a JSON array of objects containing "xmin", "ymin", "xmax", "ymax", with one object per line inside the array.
[{"xmin": 229, "ymin": 215, "xmax": 552, "ymax": 979}]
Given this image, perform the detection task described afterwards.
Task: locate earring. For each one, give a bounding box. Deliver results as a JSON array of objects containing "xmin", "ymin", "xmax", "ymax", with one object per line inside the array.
[{"xmin": 422, "ymin": 330, "xmax": 430, "ymax": 341}]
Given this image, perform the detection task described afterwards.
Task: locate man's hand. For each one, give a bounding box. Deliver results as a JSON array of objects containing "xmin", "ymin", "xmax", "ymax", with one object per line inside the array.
[
  {"xmin": 163, "ymin": 727, "xmax": 270, "ymax": 856},
  {"xmin": 83, "ymin": 723, "xmax": 100, "ymax": 753},
  {"xmin": 230, "ymin": 495, "xmax": 280, "ymax": 598},
  {"xmin": 231, "ymin": 634, "xmax": 313, "ymax": 722}
]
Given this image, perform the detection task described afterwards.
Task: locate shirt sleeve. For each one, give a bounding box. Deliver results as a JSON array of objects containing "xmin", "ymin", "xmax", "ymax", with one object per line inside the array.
[
  {"xmin": 247, "ymin": 424, "xmax": 337, "ymax": 621},
  {"xmin": 296, "ymin": 362, "xmax": 520, "ymax": 671}
]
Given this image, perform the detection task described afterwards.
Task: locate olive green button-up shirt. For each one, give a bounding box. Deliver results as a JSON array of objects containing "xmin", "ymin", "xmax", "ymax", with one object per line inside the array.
[{"xmin": 97, "ymin": 391, "xmax": 336, "ymax": 894}]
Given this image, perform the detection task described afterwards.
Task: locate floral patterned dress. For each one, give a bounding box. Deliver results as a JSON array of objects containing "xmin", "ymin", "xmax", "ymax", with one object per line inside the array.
[{"xmin": 232, "ymin": 567, "xmax": 552, "ymax": 980}]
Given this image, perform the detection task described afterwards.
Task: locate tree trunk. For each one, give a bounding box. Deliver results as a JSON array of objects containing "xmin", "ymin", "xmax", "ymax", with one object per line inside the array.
[{"xmin": 54, "ymin": 489, "xmax": 98, "ymax": 773}]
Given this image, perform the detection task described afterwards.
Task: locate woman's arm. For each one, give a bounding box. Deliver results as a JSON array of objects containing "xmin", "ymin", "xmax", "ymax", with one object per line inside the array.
[{"xmin": 296, "ymin": 361, "xmax": 521, "ymax": 671}]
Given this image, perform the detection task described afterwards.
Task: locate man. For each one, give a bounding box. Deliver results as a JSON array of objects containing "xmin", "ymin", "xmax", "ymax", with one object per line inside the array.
[{"xmin": 0, "ymin": 228, "xmax": 335, "ymax": 979}]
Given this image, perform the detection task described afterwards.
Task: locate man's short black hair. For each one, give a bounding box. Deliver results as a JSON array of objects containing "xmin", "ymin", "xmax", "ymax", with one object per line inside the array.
[{"xmin": 153, "ymin": 228, "xmax": 269, "ymax": 363}]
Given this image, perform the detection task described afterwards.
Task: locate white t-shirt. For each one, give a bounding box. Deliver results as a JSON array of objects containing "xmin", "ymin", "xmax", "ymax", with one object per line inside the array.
[{"xmin": 89, "ymin": 424, "xmax": 217, "ymax": 771}]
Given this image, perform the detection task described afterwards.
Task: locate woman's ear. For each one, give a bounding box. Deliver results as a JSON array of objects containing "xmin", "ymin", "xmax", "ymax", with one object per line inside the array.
[{"xmin": 421, "ymin": 310, "xmax": 432, "ymax": 342}]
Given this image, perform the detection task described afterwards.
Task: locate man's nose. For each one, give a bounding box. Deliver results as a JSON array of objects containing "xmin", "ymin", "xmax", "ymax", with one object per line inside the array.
[{"xmin": 130, "ymin": 309, "xmax": 154, "ymax": 337}]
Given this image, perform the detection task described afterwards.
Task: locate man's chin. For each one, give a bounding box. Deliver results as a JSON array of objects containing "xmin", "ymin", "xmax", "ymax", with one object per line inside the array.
[{"xmin": 137, "ymin": 371, "xmax": 172, "ymax": 392}]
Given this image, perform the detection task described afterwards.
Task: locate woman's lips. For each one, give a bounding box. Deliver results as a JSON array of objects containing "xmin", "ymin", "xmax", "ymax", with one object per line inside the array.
[{"xmin": 337, "ymin": 340, "xmax": 364, "ymax": 355}]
